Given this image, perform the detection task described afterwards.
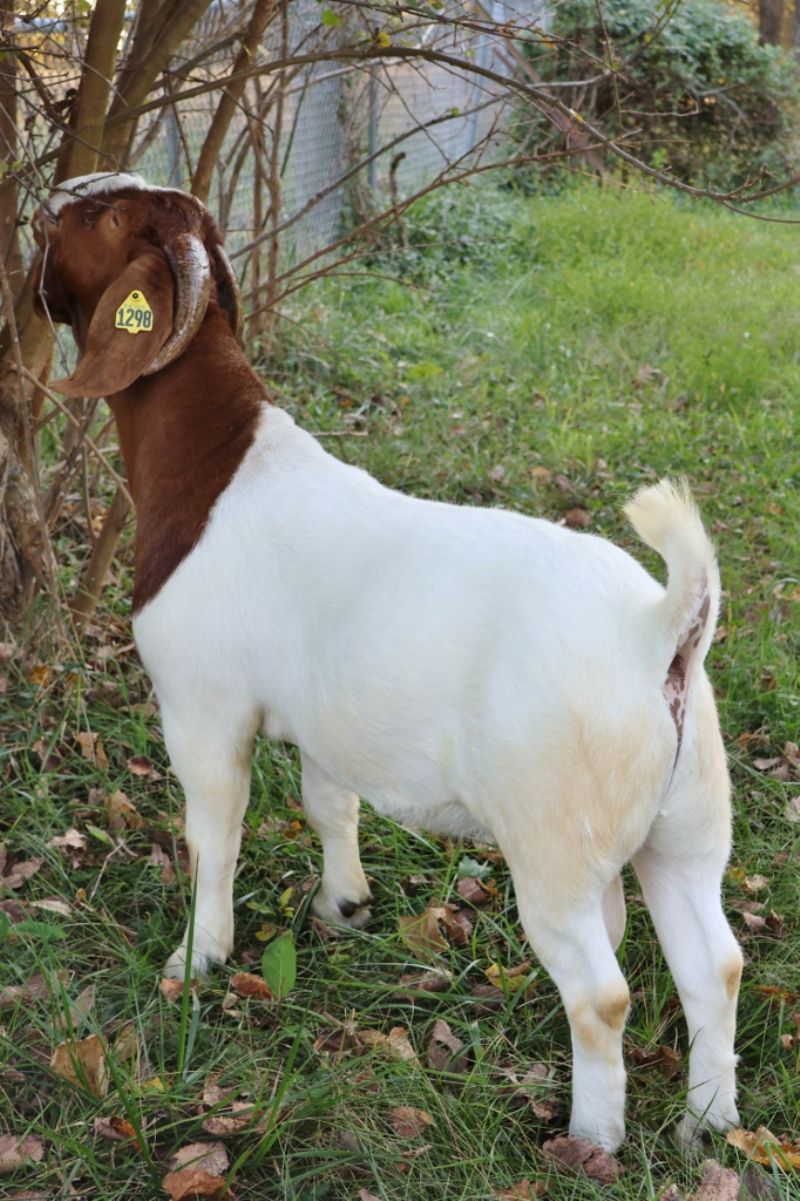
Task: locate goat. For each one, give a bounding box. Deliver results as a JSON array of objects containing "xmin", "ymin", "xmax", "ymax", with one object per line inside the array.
[{"xmin": 33, "ymin": 172, "xmax": 742, "ymax": 1152}]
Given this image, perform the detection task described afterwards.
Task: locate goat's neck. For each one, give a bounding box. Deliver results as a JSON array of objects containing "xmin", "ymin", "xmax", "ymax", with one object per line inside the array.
[{"xmin": 108, "ymin": 306, "xmax": 264, "ymax": 612}]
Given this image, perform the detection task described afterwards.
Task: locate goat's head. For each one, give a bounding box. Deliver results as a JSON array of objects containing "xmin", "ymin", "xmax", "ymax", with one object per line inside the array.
[{"xmin": 33, "ymin": 172, "xmax": 241, "ymax": 398}]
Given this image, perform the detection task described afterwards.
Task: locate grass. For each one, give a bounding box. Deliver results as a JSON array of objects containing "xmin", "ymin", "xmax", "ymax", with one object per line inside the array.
[{"xmin": 1, "ymin": 178, "xmax": 798, "ymax": 1200}]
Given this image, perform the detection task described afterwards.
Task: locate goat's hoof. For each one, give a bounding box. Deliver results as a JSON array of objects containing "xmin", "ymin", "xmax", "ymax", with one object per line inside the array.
[
  {"xmin": 311, "ymin": 890, "xmax": 372, "ymax": 930},
  {"xmin": 163, "ymin": 943, "xmax": 224, "ymax": 981}
]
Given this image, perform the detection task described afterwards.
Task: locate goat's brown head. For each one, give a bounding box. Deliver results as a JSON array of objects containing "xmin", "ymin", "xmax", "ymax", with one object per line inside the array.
[{"xmin": 33, "ymin": 172, "xmax": 241, "ymax": 398}]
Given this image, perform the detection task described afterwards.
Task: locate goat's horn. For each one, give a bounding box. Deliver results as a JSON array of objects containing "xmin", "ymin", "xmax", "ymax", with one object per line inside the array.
[
  {"xmin": 142, "ymin": 232, "xmax": 211, "ymax": 376},
  {"xmin": 213, "ymin": 244, "xmax": 242, "ymax": 340}
]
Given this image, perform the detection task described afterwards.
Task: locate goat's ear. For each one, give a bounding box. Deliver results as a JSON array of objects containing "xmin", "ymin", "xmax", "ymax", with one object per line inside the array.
[{"xmin": 51, "ymin": 252, "xmax": 175, "ymax": 398}]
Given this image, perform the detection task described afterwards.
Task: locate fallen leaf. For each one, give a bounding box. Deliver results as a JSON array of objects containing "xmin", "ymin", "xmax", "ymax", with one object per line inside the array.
[
  {"xmin": 162, "ymin": 1167, "xmax": 228, "ymax": 1199},
  {"xmin": 542, "ymin": 1134, "xmax": 624, "ymax": 1184},
  {"xmin": 785, "ymin": 797, "xmax": 800, "ymax": 823},
  {"xmin": 229, "ymin": 972, "xmax": 272, "ymax": 1001},
  {"xmin": 744, "ymin": 874, "xmax": 770, "ymax": 893},
  {"xmin": 150, "ymin": 843, "xmax": 176, "ymax": 885},
  {"xmin": 46, "ymin": 829, "xmax": 86, "ymax": 853},
  {"xmin": 113, "ymin": 1023, "xmax": 139, "ymax": 1062},
  {"xmin": 397, "ymin": 968, "xmax": 452, "ymax": 997},
  {"xmin": 202, "ymin": 1101, "xmax": 260, "ymax": 1137},
  {"xmin": 691, "ymin": 1159, "xmax": 740, "ymax": 1201},
  {"xmin": 726, "ymin": 1127, "xmax": 800, "ymax": 1170},
  {"xmin": 94, "ymin": 1115, "xmax": 139, "ymax": 1145},
  {"xmin": 0, "ymin": 972, "xmax": 50, "ymax": 1008},
  {"xmin": 0, "ymin": 1134, "xmax": 44, "ymax": 1174},
  {"xmin": 313, "ymin": 1025, "xmax": 359, "ymax": 1056},
  {"xmin": 740, "ymin": 1163, "xmax": 782, "ymax": 1200},
  {"xmin": 127, "ymin": 756, "xmax": 163, "ymax": 781},
  {"xmin": 50, "ymin": 1033, "xmax": 108, "ymax": 1098},
  {"xmin": 29, "ymin": 898, "xmax": 72, "ymax": 917},
  {"xmin": 75, "ymin": 731, "xmax": 108, "ymax": 770},
  {"xmin": 398, "ymin": 909, "xmax": 447, "ymax": 958},
  {"xmin": 485, "ymin": 961, "xmax": 532, "ymax": 993},
  {"xmin": 494, "ymin": 1184, "xmax": 544, "ymax": 1200},
  {"xmin": 563, "ymin": 507, "xmax": 590, "ymax": 528},
  {"xmin": 427, "ymin": 1017, "xmax": 468, "ymax": 1073},
  {"xmin": 428, "ymin": 902, "xmax": 472, "ymax": 946},
  {"xmin": 160, "ymin": 978, "xmax": 186, "ymax": 1003},
  {"xmin": 2, "ymin": 857, "xmax": 43, "ymax": 889},
  {"xmin": 359, "ymin": 1026, "xmax": 417, "ymax": 1062},
  {"xmin": 628, "ymin": 1042, "xmax": 683, "ymax": 1079},
  {"xmin": 106, "ymin": 791, "xmax": 145, "ymax": 832},
  {"xmin": 456, "ymin": 876, "xmax": 492, "ymax": 906},
  {"xmin": 169, "ymin": 1143, "xmax": 229, "ymax": 1176},
  {"xmin": 389, "ymin": 1106, "xmax": 434, "ymax": 1139},
  {"xmin": 742, "ymin": 912, "xmax": 766, "ymax": 933}
]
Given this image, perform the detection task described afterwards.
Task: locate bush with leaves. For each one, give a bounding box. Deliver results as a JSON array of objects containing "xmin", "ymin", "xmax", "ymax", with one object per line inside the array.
[{"xmin": 522, "ymin": 0, "xmax": 796, "ymax": 190}]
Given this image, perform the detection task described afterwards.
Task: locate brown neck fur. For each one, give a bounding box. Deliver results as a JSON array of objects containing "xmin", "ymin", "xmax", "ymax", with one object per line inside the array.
[{"xmin": 109, "ymin": 305, "xmax": 264, "ymax": 612}]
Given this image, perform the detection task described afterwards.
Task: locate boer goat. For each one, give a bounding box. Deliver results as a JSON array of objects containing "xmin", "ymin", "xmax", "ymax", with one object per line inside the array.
[{"xmin": 33, "ymin": 172, "xmax": 742, "ymax": 1152}]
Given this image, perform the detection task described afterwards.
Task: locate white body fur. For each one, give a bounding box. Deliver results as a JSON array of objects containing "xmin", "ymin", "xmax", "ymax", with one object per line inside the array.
[{"xmin": 137, "ymin": 405, "xmax": 742, "ymax": 1151}]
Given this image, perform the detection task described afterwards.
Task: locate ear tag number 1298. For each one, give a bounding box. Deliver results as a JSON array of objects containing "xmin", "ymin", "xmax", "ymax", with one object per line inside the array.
[{"xmin": 115, "ymin": 290, "xmax": 154, "ymax": 334}]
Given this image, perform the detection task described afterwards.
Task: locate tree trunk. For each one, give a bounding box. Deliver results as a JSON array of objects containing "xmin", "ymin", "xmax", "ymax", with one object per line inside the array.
[
  {"xmin": 0, "ymin": 0, "xmax": 23, "ymax": 301},
  {"xmin": 758, "ymin": 0, "xmax": 784, "ymax": 44},
  {"xmin": 1, "ymin": 0, "xmax": 126, "ymax": 626},
  {"xmin": 192, "ymin": 0, "xmax": 278, "ymax": 203}
]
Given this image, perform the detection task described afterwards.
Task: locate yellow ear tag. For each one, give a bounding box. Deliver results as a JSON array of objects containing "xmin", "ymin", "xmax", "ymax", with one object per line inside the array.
[{"xmin": 114, "ymin": 290, "xmax": 154, "ymax": 335}]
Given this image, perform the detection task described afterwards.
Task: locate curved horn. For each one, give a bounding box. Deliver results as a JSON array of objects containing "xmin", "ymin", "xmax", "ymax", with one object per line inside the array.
[{"xmin": 142, "ymin": 232, "xmax": 211, "ymax": 376}]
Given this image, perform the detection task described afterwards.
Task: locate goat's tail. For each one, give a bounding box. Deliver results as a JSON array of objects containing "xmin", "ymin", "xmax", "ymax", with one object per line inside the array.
[{"xmin": 625, "ymin": 479, "xmax": 720, "ymax": 674}]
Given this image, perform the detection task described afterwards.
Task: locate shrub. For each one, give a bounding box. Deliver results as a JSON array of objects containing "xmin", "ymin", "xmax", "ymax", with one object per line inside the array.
[{"xmin": 521, "ymin": 0, "xmax": 796, "ymax": 191}]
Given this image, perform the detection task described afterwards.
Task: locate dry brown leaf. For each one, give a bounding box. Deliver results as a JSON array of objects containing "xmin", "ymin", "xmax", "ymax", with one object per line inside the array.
[
  {"xmin": 456, "ymin": 876, "xmax": 492, "ymax": 906},
  {"xmin": 389, "ymin": 1106, "xmax": 434, "ymax": 1139},
  {"xmin": 29, "ymin": 898, "xmax": 72, "ymax": 917},
  {"xmin": 628, "ymin": 1043, "xmax": 683, "ymax": 1079},
  {"xmin": 127, "ymin": 756, "xmax": 163, "ymax": 781},
  {"xmin": 2, "ymin": 857, "xmax": 43, "ymax": 889},
  {"xmin": 0, "ymin": 1135, "xmax": 45, "ymax": 1175},
  {"xmin": 726, "ymin": 1127, "xmax": 800, "ymax": 1171},
  {"xmin": 93, "ymin": 1115, "xmax": 140, "ymax": 1145},
  {"xmin": 106, "ymin": 790, "xmax": 145, "ymax": 832},
  {"xmin": 201, "ymin": 1101, "xmax": 260, "ymax": 1137},
  {"xmin": 494, "ymin": 1183, "xmax": 544, "ymax": 1200},
  {"xmin": 430, "ymin": 903, "xmax": 473, "ymax": 947},
  {"xmin": 398, "ymin": 909, "xmax": 447, "ymax": 958},
  {"xmin": 542, "ymin": 1134, "xmax": 624, "ymax": 1184},
  {"xmin": 160, "ymin": 977, "xmax": 187, "ymax": 1004},
  {"xmin": 313, "ymin": 1025, "xmax": 360, "ymax": 1056},
  {"xmin": 359, "ymin": 1192, "xmax": 381, "ymax": 1201},
  {"xmin": 427, "ymin": 1017, "xmax": 468, "ymax": 1073},
  {"xmin": 742, "ymin": 912, "xmax": 767, "ymax": 933},
  {"xmin": 744, "ymin": 874, "xmax": 770, "ymax": 893},
  {"xmin": 162, "ymin": 1167, "xmax": 229, "ymax": 1200},
  {"xmin": 75, "ymin": 731, "xmax": 108, "ymax": 770},
  {"xmin": 169, "ymin": 1142, "xmax": 229, "ymax": 1176},
  {"xmin": 397, "ymin": 968, "xmax": 452, "ymax": 997},
  {"xmin": 691, "ymin": 1160, "xmax": 740, "ymax": 1201},
  {"xmin": 563, "ymin": 507, "xmax": 591, "ymax": 528},
  {"xmin": 359, "ymin": 1026, "xmax": 417, "ymax": 1062},
  {"xmin": 50, "ymin": 1033, "xmax": 108, "ymax": 1098},
  {"xmin": 46, "ymin": 828, "xmax": 86, "ymax": 853},
  {"xmin": 229, "ymin": 972, "xmax": 272, "ymax": 1001},
  {"xmin": 113, "ymin": 1022, "xmax": 139, "ymax": 1062},
  {"xmin": 740, "ymin": 1164, "xmax": 782, "ymax": 1200},
  {"xmin": 0, "ymin": 972, "xmax": 50, "ymax": 1008}
]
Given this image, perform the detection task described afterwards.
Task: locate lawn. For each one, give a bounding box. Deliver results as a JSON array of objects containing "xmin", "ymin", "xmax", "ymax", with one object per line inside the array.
[{"xmin": 1, "ymin": 179, "xmax": 798, "ymax": 1200}]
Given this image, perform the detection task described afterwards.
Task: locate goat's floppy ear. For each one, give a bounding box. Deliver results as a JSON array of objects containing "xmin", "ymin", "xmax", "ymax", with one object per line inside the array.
[{"xmin": 51, "ymin": 253, "xmax": 174, "ymax": 398}]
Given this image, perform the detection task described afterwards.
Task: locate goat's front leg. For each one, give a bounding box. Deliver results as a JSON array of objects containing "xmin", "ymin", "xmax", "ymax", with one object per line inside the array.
[
  {"xmin": 300, "ymin": 752, "xmax": 371, "ymax": 927},
  {"xmin": 162, "ymin": 707, "xmax": 254, "ymax": 978},
  {"xmin": 508, "ymin": 857, "xmax": 631, "ymax": 1152}
]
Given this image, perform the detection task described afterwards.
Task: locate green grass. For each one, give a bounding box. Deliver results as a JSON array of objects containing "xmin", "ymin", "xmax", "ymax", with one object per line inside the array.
[{"xmin": 1, "ymin": 179, "xmax": 798, "ymax": 1199}]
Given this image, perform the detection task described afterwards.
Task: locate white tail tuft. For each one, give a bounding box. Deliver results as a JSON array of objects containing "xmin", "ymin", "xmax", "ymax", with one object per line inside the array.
[{"xmin": 625, "ymin": 478, "xmax": 720, "ymax": 669}]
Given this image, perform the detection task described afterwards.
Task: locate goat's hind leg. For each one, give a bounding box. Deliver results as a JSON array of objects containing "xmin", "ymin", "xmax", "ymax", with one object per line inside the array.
[
  {"xmin": 162, "ymin": 706, "xmax": 255, "ymax": 978},
  {"xmin": 300, "ymin": 752, "xmax": 371, "ymax": 927},
  {"xmin": 633, "ymin": 751, "xmax": 742, "ymax": 1145}
]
